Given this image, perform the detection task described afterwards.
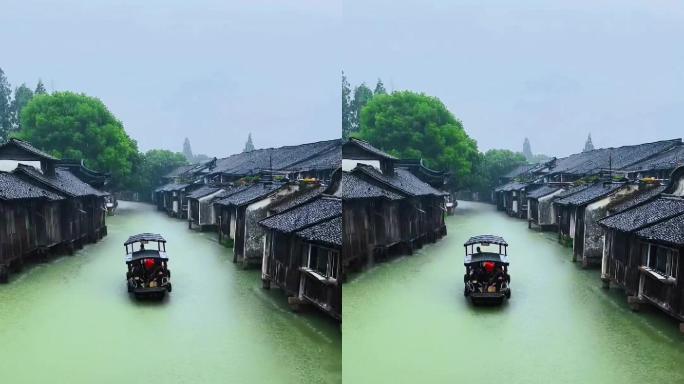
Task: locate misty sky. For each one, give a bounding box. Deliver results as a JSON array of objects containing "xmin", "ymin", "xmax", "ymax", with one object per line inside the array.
[
  {"xmin": 0, "ymin": 0, "xmax": 340, "ymax": 157},
  {"xmin": 343, "ymin": 0, "xmax": 684, "ymax": 157}
]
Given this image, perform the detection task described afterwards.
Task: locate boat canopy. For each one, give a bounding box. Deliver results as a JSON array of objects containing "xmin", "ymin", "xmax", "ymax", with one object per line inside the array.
[
  {"xmin": 464, "ymin": 235, "xmax": 508, "ymax": 247},
  {"xmin": 125, "ymin": 249, "xmax": 169, "ymax": 263},
  {"xmin": 124, "ymin": 233, "xmax": 166, "ymax": 246},
  {"xmin": 464, "ymin": 252, "xmax": 509, "ymax": 266}
]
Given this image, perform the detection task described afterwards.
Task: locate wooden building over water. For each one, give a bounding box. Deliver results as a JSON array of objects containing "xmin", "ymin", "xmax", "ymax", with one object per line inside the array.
[
  {"xmin": 0, "ymin": 139, "xmax": 109, "ymax": 282},
  {"xmin": 259, "ymin": 195, "xmax": 342, "ymax": 320},
  {"xmin": 341, "ymin": 138, "xmax": 448, "ymax": 273},
  {"xmin": 598, "ymin": 168, "xmax": 684, "ymax": 328}
]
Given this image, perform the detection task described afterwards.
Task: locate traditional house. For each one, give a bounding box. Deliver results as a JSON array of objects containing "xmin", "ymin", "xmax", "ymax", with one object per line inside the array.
[
  {"xmin": 206, "ymin": 139, "xmax": 341, "ymax": 184},
  {"xmin": 14, "ymin": 165, "xmax": 109, "ymax": 246},
  {"xmin": 526, "ymin": 185, "xmax": 564, "ymax": 230},
  {"xmin": 553, "ymin": 181, "xmax": 629, "ymax": 260},
  {"xmin": 620, "ymin": 144, "xmax": 684, "ymax": 180},
  {"xmin": 154, "ymin": 182, "xmax": 200, "ymax": 218},
  {"xmin": 337, "ymin": 170, "xmax": 404, "ymax": 272},
  {"xmin": 186, "ymin": 185, "xmax": 227, "ymax": 231},
  {"xmin": 0, "ymin": 172, "xmax": 64, "ymax": 282},
  {"xmin": 213, "ymin": 182, "xmax": 300, "ymax": 267},
  {"xmin": 259, "ymin": 196, "xmax": 342, "ymax": 320},
  {"xmin": 341, "ymin": 138, "xmax": 448, "ymax": 271},
  {"xmin": 599, "ymin": 192, "xmax": 684, "ymax": 327}
]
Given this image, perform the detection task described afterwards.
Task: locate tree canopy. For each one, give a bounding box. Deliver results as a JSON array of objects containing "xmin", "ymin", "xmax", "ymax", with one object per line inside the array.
[
  {"xmin": 0, "ymin": 68, "xmax": 12, "ymax": 141},
  {"xmin": 471, "ymin": 149, "xmax": 528, "ymax": 195},
  {"xmin": 356, "ymin": 91, "xmax": 479, "ymax": 189},
  {"xmin": 132, "ymin": 149, "xmax": 188, "ymax": 199},
  {"xmin": 16, "ymin": 91, "xmax": 139, "ymax": 189}
]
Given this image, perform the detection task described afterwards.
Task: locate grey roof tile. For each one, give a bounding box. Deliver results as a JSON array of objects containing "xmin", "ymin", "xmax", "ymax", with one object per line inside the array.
[
  {"xmin": 0, "ymin": 172, "xmax": 64, "ymax": 201},
  {"xmin": 336, "ymin": 172, "xmax": 403, "ymax": 200},
  {"xmin": 295, "ymin": 216, "xmax": 342, "ymax": 247},
  {"xmin": 259, "ymin": 196, "xmax": 341, "ymax": 233},
  {"xmin": 555, "ymin": 182, "xmax": 625, "ymax": 206},
  {"xmin": 599, "ymin": 197, "xmax": 684, "ymax": 232}
]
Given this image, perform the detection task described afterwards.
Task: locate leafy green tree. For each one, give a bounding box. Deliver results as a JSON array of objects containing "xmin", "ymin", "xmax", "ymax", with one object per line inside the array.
[
  {"xmin": 16, "ymin": 92, "xmax": 139, "ymax": 189},
  {"xmin": 472, "ymin": 149, "xmax": 528, "ymax": 195},
  {"xmin": 350, "ymin": 83, "xmax": 373, "ymax": 133},
  {"xmin": 243, "ymin": 133, "xmax": 255, "ymax": 152},
  {"xmin": 356, "ymin": 91, "xmax": 479, "ymax": 189},
  {"xmin": 342, "ymin": 71, "xmax": 353, "ymax": 139},
  {"xmin": 11, "ymin": 84, "xmax": 33, "ymax": 130},
  {"xmin": 0, "ymin": 68, "xmax": 12, "ymax": 142},
  {"xmin": 34, "ymin": 79, "xmax": 46, "ymax": 95},
  {"xmin": 374, "ymin": 78, "xmax": 386, "ymax": 95},
  {"xmin": 133, "ymin": 149, "xmax": 188, "ymax": 199}
]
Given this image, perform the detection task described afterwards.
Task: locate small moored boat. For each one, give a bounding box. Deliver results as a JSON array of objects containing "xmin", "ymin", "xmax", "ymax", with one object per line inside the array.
[
  {"xmin": 463, "ymin": 235, "xmax": 511, "ymax": 305},
  {"xmin": 124, "ymin": 233, "xmax": 172, "ymax": 299}
]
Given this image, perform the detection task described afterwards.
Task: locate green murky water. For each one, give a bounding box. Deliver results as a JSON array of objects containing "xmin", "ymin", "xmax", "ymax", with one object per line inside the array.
[
  {"xmin": 0, "ymin": 201, "xmax": 340, "ymax": 384},
  {"xmin": 343, "ymin": 201, "xmax": 684, "ymax": 384}
]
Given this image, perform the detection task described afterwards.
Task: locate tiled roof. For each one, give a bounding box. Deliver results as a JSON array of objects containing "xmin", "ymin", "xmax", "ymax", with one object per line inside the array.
[
  {"xmin": 0, "ymin": 172, "xmax": 64, "ymax": 201},
  {"xmin": 554, "ymin": 182, "xmax": 625, "ymax": 206},
  {"xmin": 295, "ymin": 216, "xmax": 342, "ymax": 247},
  {"xmin": 526, "ymin": 185, "xmax": 561, "ymax": 200},
  {"xmin": 355, "ymin": 164, "xmax": 444, "ymax": 197},
  {"xmin": 186, "ymin": 186, "xmax": 222, "ymax": 199},
  {"xmin": 548, "ymin": 139, "xmax": 681, "ymax": 176},
  {"xmin": 622, "ymin": 144, "xmax": 684, "ymax": 173},
  {"xmin": 599, "ymin": 197, "xmax": 684, "ymax": 232},
  {"xmin": 553, "ymin": 184, "xmax": 589, "ymax": 199},
  {"xmin": 607, "ymin": 185, "xmax": 666, "ymax": 214},
  {"xmin": 1, "ymin": 138, "xmax": 57, "ymax": 160},
  {"xmin": 212, "ymin": 139, "xmax": 341, "ymax": 176},
  {"xmin": 336, "ymin": 172, "xmax": 403, "ymax": 200},
  {"xmin": 271, "ymin": 185, "xmax": 326, "ymax": 214},
  {"xmin": 15, "ymin": 165, "xmax": 108, "ymax": 197},
  {"xmin": 283, "ymin": 145, "xmax": 341, "ymax": 171},
  {"xmin": 635, "ymin": 214, "xmax": 684, "ymax": 246},
  {"xmin": 494, "ymin": 181, "xmax": 527, "ymax": 192},
  {"xmin": 259, "ymin": 196, "xmax": 341, "ymax": 233},
  {"xmin": 213, "ymin": 183, "xmax": 283, "ymax": 207},
  {"xmin": 345, "ymin": 138, "xmax": 398, "ymax": 160},
  {"xmin": 155, "ymin": 182, "xmax": 191, "ymax": 192}
]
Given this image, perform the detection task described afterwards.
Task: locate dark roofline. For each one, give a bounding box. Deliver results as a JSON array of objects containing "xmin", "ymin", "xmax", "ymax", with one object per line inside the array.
[
  {"xmin": 598, "ymin": 195, "xmax": 684, "ymax": 232},
  {"xmin": 0, "ymin": 138, "xmax": 58, "ymax": 161},
  {"xmin": 345, "ymin": 137, "xmax": 398, "ymax": 160},
  {"xmin": 259, "ymin": 195, "xmax": 340, "ymax": 233},
  {"xmin": 554, "ymin": 182, "xmax": 627, "ymax": 207}
]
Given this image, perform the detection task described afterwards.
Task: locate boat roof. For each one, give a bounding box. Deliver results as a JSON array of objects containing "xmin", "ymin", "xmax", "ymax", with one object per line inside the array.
[
  {"xmin": 124, "ymin": 233, "xmax": 166, "ymax": 245},
  {"xmin": 125, "ymin": 249, "xmax": 168, "ymax": 263},
  {"xmin": 464, "ymin": 252, "xmax": 510, "ymax": 265},
  {"xmin": 464, "ymin": 235, "xmax": 508, "ymax": 247}
]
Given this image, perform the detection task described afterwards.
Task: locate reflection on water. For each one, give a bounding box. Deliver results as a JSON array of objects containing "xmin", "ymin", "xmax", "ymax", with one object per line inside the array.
[
  {"xmin": 0, "ymin": 201, "xmax": 340, "ymax": 383},
  {"xmin": 343, "ymin": 201, "xmax": 684, "ymax": 384}
]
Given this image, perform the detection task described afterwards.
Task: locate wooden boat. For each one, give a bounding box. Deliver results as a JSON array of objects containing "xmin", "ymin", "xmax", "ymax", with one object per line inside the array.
[
  {"xmin": 463, "ymin": 235, "xmax": 511, "ymax": 305},
  {"xmin": 124, "ymin": 233, "xmax": 172, "ymax": 299}
]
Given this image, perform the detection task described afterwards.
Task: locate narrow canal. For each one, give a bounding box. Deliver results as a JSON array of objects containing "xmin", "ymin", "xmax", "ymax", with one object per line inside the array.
[
  {"xmin": 0, "ymin": 202, "xmax": 341, "ymax": 384},
  {"xmin": 343, "ymin": 201, "xmax": 684, "ymax": 384}
]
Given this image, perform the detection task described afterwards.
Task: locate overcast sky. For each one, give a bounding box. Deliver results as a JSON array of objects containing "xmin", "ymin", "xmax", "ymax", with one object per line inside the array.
[
  {"xmin": 343, "ymin": 0, "xmax": 684, "ymax": 157},
  {"xmin": 0, "ymin": 0, "xmax": 340, "ymax": 157}
]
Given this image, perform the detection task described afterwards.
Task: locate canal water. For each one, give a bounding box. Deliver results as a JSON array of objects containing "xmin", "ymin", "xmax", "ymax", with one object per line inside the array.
[
  {"xmin": 0, "ymin": 201, "xmax": 340, "ymax": 384},
  {"xmin": 343, "ymin": 201, "xmax": 684, "ymax": 384}
]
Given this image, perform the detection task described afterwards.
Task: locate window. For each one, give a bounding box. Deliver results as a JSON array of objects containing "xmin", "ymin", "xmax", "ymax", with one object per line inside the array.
[
  {"xmin": 308, "ymin": 246, "xmax": 339, "ymax": 279},
  {"xmin": 642, "ymin": 243, "xmax": 678, "ymax": 279}
]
